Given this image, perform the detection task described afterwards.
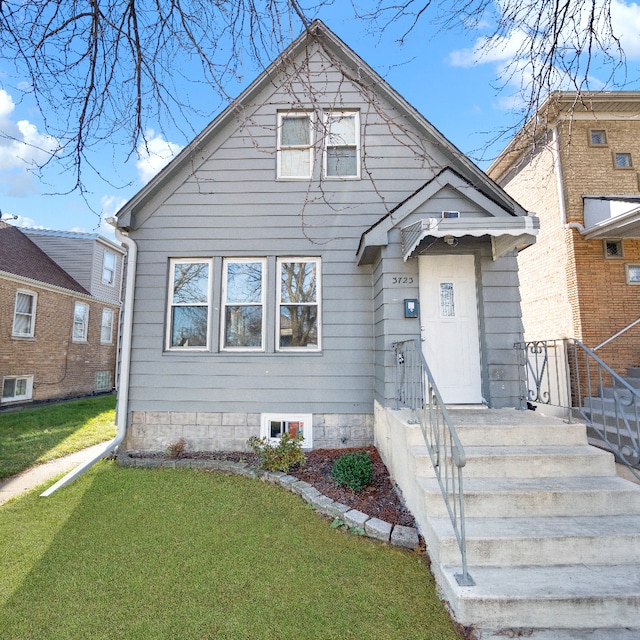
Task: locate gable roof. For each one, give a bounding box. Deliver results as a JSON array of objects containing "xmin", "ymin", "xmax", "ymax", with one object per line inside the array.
[
  {"xmin": 115, "ymin": 20, "xmax": 527, "ymax": 230},
  {"xmin": 0, "ymin": 221, "xmax": 89, "ymax": 294},
  {"xmin": 356, "ymin": 168, "xmax": 538, "ymax": 264}
]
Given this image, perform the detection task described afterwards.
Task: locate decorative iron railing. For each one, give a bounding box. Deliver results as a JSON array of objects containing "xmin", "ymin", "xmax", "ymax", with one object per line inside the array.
[
  {"xmin": 393, "ymin": 339, "xmax": 474, "ymax": 586},
  {"xmin": 516, "ymin": 338, "xmax": 640, "ymax": 480}
]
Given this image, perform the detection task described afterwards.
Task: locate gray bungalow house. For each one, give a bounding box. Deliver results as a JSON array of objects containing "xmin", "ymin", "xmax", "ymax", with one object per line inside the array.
[{"xmin": 112, "ymin": 21, "xmax": 538, "ymax": 454}]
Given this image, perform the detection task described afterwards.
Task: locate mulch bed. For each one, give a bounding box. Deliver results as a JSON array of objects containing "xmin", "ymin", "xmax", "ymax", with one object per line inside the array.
[{"xmin": 131, "ymin": 445, "xmax": 415, "ymax": 527}]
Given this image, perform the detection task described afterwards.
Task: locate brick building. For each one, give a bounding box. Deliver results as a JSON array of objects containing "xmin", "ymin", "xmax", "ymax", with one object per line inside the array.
[
  {"xmin": 488, "ymin": 92, "xmax": 640, "ymax": 375},
  {"xmin": 0, "ymin": 221, "xmax": 124, "ymax": 405}
]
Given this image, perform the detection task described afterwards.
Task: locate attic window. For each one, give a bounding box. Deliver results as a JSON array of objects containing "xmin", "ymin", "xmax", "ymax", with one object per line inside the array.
[
  {"xmin": 277, "ymin": 113, "xmax": 312, "ymax": 179},
  {"xmin": 589, "ymin": 129, "xmax": 607, "ymax": 146},
  {"xmin": 324, "ymin": 111, "xmax": 360, "ymax": 178},
  {"xmin": 604, "ymin": 240, "xmax": 623, "ymax": 258}
]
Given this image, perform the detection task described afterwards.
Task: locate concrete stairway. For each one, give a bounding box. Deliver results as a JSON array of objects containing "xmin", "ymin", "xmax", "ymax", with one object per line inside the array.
[{"xmin": 374, "ymin": 406, "xmax": 640, "ymax": 639}]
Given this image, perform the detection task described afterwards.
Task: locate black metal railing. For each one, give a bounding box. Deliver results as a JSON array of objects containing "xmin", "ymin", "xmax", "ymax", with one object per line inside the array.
[
  {"xmin": 393, "ymin": 339, "xmax": 474, "ymax": 586},
  {"xmin": 516, "ymin": 338, "xmax": 640, "ymax": 480}
]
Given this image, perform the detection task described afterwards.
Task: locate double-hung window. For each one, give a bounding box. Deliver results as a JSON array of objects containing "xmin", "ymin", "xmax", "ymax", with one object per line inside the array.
[
  {"xmin": 102, "ymin": 250, "xmax": 116, "ymax": 285},
  {"xmin": 73, "ymin": 302, "xmax": 89, "ymax": 341},
  {"xmin": 167, "ymin": 259, "xmax": 211, "ymax": 349},
  {"xmin": 101, "ymin": 308, "xmax": 114, "ymax": 344},
  {"xmin": 222, "ymin": 259, "xmax": 266, "ymax": 350},
  {"xmin": 277, "ymin": 258, "xmax": 320, "ymax": 350},
  {"xmin": 324, "ymin": 111, "xmax": 360, "ymax": 178},
  {"xmin": 277, "ymin": 112, "xmax": 313, "ymax": 178},
  {"xmin": 12, "ymin": 290, "xmax": 36, "ymax": 337}
]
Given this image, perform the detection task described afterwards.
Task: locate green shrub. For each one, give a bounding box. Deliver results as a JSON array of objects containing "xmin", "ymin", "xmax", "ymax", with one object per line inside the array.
[
  {"xmin": 330, "ymin": 450, "xmax": 373, "ymax": 491},
  {"xmin": 248, "ymin": 433, "xmax": 306, "ymax": 473}
]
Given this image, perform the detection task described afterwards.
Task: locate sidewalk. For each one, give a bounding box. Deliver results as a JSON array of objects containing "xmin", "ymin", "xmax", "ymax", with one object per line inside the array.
[{"xmin": 0, "ymin": 443, "xmax": 107, "ymax": 506}]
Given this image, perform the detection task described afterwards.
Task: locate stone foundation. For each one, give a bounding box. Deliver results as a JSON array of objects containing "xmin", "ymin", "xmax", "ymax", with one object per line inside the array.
[{"xmin": 125, "ymin": 411, "xmax": 374, "ymax": 453}]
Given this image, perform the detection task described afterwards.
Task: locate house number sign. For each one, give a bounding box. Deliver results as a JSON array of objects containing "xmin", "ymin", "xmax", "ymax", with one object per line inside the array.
[{"xmin": 389, "ymin": 275, "xmax": 415, "ymax": 286}]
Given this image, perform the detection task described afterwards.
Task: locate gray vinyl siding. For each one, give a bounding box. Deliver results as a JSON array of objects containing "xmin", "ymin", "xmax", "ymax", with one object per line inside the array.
[{"xmin": 124, "ymin": 39, "xmax": 527, "ymax": 420}]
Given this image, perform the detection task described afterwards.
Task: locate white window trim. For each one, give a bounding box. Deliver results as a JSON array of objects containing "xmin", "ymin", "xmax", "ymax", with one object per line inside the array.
[
  {"xmin": 2, "ymin": 375, "xmax": 34, "ymax": 403},
  {"xmin": 72, "ymin": 301, "xmax": 89, "ymax": 342},
  {"xmin": 276, "ymin": 111, "xmax": 313, "ymax": 179},
  {"xmin": 260, "ymin": 413, "xmax": 313, "ymax": 449},
  {"xmin": 323, "ymin": 110, "xmax": 361, "ymax": 180},
  {"xmin": 12, "ymin": 289, "xmax": 37, "ymax": 338},
  {"xmin": 276, "ymin": 257, "xmax": 321, "ymax": 352},
  {"xmin": 102, "ymin": 249, "xmax": 116, "ymax": 286},
  {"xmin": 101, "ymin": 308, "xmax": 114, "ymax": 344},
  {"xmin": 625, "ymin": 263, "xmax": 640, "ymax": 285},
  {"xmin": 221, "ymin": 257, "xmax": 266, "ymax": 352},
  {"xmin": 166, "ymin": 258, "xmax": 212, "ymax": 351}
]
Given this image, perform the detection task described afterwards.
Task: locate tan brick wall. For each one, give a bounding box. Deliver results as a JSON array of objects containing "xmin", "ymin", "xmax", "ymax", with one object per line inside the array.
[
  {"xmin": 493, "ymin": 116, "xmax": 640, "ymax": 376},
  {"xmin": 0, "ymin": 278, "xmax": 119, "ymax": 403},
  {"xmin": 496, "ymin": 137, "xmax": 576, "ymax": 340}
]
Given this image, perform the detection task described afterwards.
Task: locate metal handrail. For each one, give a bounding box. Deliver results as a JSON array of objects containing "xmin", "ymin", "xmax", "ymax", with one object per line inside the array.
[
  {"xmin": 593, "ymin": 316, "xmax": 640, "ymax": 351},
  {"xmin": 516, "ymin": 338, "xmax": 640, "ymax": 480},
  {"xmin": 393, "ymin": 339, "xmax": 474, "ymax": 587}
]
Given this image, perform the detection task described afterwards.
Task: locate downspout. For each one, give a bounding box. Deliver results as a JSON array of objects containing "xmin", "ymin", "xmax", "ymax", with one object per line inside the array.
[
  {"xmin": 553, "ymin": 126, "xmax": 585, "ymax": 233},
  {"xmin": 41, "ymin": 222, "xmax": 137, "ymax": 496}
]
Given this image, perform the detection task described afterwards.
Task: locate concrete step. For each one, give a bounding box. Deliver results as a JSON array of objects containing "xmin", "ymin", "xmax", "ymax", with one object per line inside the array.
[
  {"xmin": 626, "ymin": 366, "xmax": 640, "ymax": 378},
  {"xmin": 430, "ymin": 514, "xmax": 640, "ymax": 566},
  {"xmin": 438, "ymin": 564, "xmax": 640, "ymax": 630},
  {"xmin": 419, "ymin": 475, "xmax": 640, "ymax": 518},
  {"xmin": 454, "ymin": 422, "xmax": 588, "ymax": 447},
  {"xmin": 462, "ymin": 444, "xmax": 615, "ymax": 478},
  {"xmin": 409, "ymin": 443, "xmax": 611, "ymax": 479},
  {"xmin": 478, "ymin": 628, "xmax": 640, "ymax": 640}
]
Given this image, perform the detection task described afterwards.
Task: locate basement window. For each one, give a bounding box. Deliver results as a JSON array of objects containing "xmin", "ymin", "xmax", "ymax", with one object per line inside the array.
[
  {"xmin": 260, "ymin": 413, "xmax": 313, "ymax": 449},
  {"xmin": 2, "ymin": 375, "xmax": 33, "ymax": 403},
  {"xmin": 604, "ymin": 240, "xmax": 624, "ymax": 259},
  {"xmin": 95, "ymin": 371, "xmax": 112, "ymax": 391}
]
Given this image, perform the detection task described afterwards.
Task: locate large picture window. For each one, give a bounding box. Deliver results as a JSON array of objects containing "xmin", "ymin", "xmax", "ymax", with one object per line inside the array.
[
  {"xmin": 277, "ymin": 112, "xmax": 312, "ymax": 178},
  {"xmin": 277, "ymin": 258, "xmax": 320, "ymax": 350},
  {"xmin": 222, "ymin": 259, "xmax": 265, "ymax": 349},
  {"xmin": 13, "ymin": 290, "xmax": 36, "ymax": 337},
  {"xmin": 167, "ymin": 260, "xmax": 211, "ymax": 349},
  {"xmin": 72, "ymin": 302, "xmax": 89, "ymax": 341},
  {"xmin": 324, "ymin": 111, "xmax": 360, "ymax": 178}
]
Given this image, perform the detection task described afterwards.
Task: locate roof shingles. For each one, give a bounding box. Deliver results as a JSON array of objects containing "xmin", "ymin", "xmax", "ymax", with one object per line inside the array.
[{"xmin": 0, "ymin": 221, "xmax": 89, "ymax": 294}]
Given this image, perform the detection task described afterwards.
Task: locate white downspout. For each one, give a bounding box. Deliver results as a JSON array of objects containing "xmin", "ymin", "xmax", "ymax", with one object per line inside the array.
[{"xmin": 41, "ymin": 223, "xmax": 137, "ymax": 496}]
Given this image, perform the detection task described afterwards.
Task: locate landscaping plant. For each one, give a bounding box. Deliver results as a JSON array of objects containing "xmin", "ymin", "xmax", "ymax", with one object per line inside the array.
[
  {"xmin": 330, "ymin": 450, "xmax": 373, "ymax": 491},
  {"xmin": 248, "ymin": 433, "xmax": 306, "ymax": 473}
]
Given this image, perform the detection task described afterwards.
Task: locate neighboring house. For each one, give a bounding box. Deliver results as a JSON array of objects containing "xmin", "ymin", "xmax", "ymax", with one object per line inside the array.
[
  {"xmin": 113, "ymin": 20, "xmax": 538, "ymax": 453},
  {"xmin": 488, "ymin": 91, "xmax": 640, "ymax": 375},
  {"xmin": 0, "ymin": 221, "xmax": 124, "ymax": 405}
]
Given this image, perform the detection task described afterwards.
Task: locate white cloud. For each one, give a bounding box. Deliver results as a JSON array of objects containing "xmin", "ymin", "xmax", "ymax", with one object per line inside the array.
[
  {"xmin": 0, "ymin": 89, "xmax": 59, "ymax": 194},
  {"xmin": 136, "ymin": 129, "xmax": 182, "ymax": 184},
  {"xmin": 448, "ymin": 0, "xmax": 640, "ymax": 108},
  {"xmin": 3, "ymin": 214, "xmax": 46, "ymax": 229}
]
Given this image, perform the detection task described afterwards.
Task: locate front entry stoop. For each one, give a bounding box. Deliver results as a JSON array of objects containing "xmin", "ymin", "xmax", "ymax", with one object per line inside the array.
[{"xmin": 373, "ymin": 405, "xmax": 640, "ymax": 639}]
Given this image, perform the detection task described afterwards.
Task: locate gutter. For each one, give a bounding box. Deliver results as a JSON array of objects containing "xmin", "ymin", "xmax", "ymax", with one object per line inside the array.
[
  {"xmin": 41, "ymin": 223, "xmax": 137, "ymax": 496},
  {"xmin": 553, "ymin": 126, "xmax": 585, "ymax": 233}
]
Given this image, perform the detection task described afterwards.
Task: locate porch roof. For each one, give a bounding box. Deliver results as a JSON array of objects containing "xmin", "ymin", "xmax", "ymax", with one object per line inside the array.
[
  {"xmin": 582, "ymin": 196, "xmax": 640, "ymax": 240},
  {"xmin": 401, "ymin": 217, "xmax": 539, "ymax": 261}
]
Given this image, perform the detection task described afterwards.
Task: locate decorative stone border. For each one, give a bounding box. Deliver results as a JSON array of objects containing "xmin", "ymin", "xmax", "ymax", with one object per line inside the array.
[{"xmin": 116, "ymin": 454, "xmax": 420, "ymax": 550}]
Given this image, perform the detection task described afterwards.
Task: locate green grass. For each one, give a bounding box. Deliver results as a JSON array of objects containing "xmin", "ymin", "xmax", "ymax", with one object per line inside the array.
[
  {"xmin": 0, "ymin": 464, "xmax": 462, "ymax": 639},
  {"xmin": 0, "ymin": 395, "xmax": 116, "ymax": 479}
]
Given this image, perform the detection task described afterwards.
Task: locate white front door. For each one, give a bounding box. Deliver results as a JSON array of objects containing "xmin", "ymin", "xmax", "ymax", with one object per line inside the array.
[{"xmin": 418, "ymin": 254, "xmax": 483, "ymax": 404}]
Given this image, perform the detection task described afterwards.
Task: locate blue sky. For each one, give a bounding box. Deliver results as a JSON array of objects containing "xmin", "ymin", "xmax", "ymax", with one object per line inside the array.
[{"xmin": 1, "ymin": 1, "xmax": 640, "ymax": 239}]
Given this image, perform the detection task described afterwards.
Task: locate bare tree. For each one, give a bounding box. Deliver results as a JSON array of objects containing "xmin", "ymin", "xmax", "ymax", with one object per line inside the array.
[{"xmin": 0, "ymin": 0, "xmax": 631, "ymax": 192}]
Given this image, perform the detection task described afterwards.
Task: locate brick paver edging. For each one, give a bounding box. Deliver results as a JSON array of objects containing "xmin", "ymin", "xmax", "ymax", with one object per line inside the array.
[{"xmin": 116, "ymin": 454, "xmax": 420, "ymax": 550}]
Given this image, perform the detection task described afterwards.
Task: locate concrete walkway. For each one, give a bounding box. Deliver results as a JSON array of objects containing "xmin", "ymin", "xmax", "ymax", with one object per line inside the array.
[{"xmin": 0, "ymin": 443, "xmax": 107, "ymax": 506}]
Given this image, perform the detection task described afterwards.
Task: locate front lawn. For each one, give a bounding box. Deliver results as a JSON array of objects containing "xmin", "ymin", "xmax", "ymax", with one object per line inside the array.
[
  {"xmin": 0, "ymin": 464, "xmax": 462, "ymax": 639},
  {"xmin": 0, "ymin": 395, "xmax": 116, "ymax": 479}
]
